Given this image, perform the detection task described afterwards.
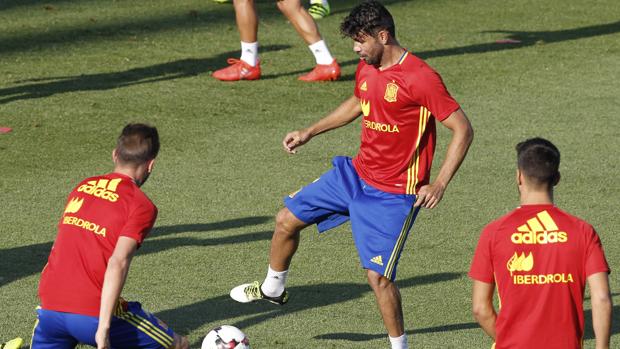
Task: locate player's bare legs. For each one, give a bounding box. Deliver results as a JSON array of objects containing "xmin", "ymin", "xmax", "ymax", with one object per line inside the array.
[
  {"xmin": 233, "ymin": 0, "xmax": 258, "ymax": 43},
  {"xmin": 213, "ymin": 0, "xmax": 261, "ymax": 81},
  {"xmin": 230, "ymin": 207, "xmax": 307, "ymax": 304},
  {"xmin": 269, "ymin": 207, "xmax": 309, "ymax": 270},
  {"xmin": 367, "ymin": 270, "xmax": 405, "ymax": 337},
  {"xmin": 276, "ymin": 0, "xmax": 340, "ymax": 81},
  {"xmin": 276, "ymin": 0, "xmax": 320, "ymax": 45},
  {"xmin": 169, "ymin": 334, "xmax": 189, "ymax": 349}
]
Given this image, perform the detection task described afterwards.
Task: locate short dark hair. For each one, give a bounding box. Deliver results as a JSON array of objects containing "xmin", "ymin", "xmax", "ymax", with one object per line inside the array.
[
  {"xmin": 516, "ymin": 137, "xmax": 560, "ymax": 187},
  {"xmin": 116, "ymin": 123, "xmax": 159, "ymax": 165},
  {"xmin": 340, "ymin": 0, "xmax": 396, "ymax": 39}
]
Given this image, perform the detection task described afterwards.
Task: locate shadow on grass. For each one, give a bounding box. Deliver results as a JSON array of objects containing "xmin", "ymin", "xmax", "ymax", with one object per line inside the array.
[
  {"xmin": 151, "ymin": 216, "xmax": 270, "ymax": 238},
  {"xmin": 0, "ymin": 215, "xmax": 271, "ymax": 288},
  {"xmin": 3, "ymin": 19, "xmax": 618, "ymax": 104},
  {"xmin": 141, "ymin": 230, "xmax": 273, "ymax": 255},
  {"xmin": 0, "ymin": 0, "xmax": 416, "ymax": 52},
  {"xmin": 415, "ymin": 20, "xmax": 620, "ymax": 60},
  {"xmin": 156, "ymin": 272, "xmax": 463, "ymax": 344},
  {"xmin": 0, "ymin": 45, "xmax": 291, "ymax": 105},
  {"xmin": 316, "ymin": 304, "xmax": 620, "ymax": 342},
  {"xmin": 314, "ymin": 322, "xmax": 480, "ymax": 341}
]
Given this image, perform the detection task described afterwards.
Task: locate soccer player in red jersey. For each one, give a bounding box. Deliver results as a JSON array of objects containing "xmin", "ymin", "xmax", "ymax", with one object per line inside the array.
[
  {"xmin": 469, "ymin": 138, "xmax": 612, "ymax": 349},
  {"xmin": 229, "ymin": 2, "xmax": 474, "ymax": 348},
  {"xmin": 211, "ymin": 0, "xmax": 340, "ymax": 82},
  {"xmin": 33, "ymin": 124, "xmax": 188, "ymax": 349}
]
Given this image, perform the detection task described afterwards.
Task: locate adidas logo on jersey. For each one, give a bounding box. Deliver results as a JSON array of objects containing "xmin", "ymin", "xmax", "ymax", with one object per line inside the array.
[
  {"xmin": 511, "ymin": 210, "xmax": 568, "ymax": 245},
  {"xmin": 77, "ymin": 178, "xmax": 122, "ymax": 202},
  {"xmin": 370, "ymin": 255, "xmax": 383, "ymax": 266}
]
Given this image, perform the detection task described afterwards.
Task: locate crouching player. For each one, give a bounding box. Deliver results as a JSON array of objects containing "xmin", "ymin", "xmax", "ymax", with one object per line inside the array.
[{"xmin": 32, "ymin": 124, "xmax": 188, "ymax": 349}]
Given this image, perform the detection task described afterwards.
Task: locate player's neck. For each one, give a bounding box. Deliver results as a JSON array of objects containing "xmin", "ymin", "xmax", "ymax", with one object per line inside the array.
[
  {"xmin": 519, "ymin": 189, "xmax": 554, "ymax": 206},
  {"xmin": 379, "ymin": 45, "xmax": 405, "ymax": 70},
  {"xmin": 113, "ymin": 166, "xmax": 139, "ymax": 184}
]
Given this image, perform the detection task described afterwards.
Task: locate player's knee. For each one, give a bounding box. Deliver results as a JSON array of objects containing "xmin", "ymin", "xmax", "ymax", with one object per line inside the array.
[
  {"xmin": 276, "ymin": 0, "xmax": 299, "ymax": 14},
  {"xmin": 275, "ymin": 208, "xmax": 303, "ymax": 236},
  {"xmin": 367, "ymin": 269, "xmax": 391, "ymax": 290}
]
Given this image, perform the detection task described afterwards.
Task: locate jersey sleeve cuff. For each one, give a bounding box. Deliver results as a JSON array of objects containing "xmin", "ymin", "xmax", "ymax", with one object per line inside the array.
[{"xmin": 468, "ymin": 272, "xmax": 494, "ymax": 284}]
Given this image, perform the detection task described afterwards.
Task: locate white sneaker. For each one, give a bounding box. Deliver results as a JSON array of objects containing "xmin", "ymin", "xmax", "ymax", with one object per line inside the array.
[{"xmin": 230, "ymin": 281, "xmax": 289, "ymax": 305}]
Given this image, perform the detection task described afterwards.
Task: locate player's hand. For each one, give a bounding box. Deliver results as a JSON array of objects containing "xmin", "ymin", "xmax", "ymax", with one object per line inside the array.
[
  {"xmin": 282, "ymin": 128, "xmax": 312, "ymax": 154},
  {"xmin": 95, "ymin": 327, "xmax": 111, "ymax": 349},
  {"xmin": 413, "ymin": 182, "xmax": 446, "ymax": 209}
]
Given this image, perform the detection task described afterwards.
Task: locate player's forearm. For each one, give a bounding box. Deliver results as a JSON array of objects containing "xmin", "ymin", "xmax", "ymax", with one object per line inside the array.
[
  {"xmin": 592, "ymin": 294, "xmax": 612, "ymax": 349},
  {"xmin": 307, "ymin": 95, "xmax": 361, "ymax": 136},
  {"xmin": 473, "ymin": 306, "xmax": 497, "ymax": 340},
  {"xmin": 434, "ymin": 112, "xmax": 473, "ymax": 188},
  {"xmin": 98, "ymin": 256, "xmax": 131, "ymax": 330}
]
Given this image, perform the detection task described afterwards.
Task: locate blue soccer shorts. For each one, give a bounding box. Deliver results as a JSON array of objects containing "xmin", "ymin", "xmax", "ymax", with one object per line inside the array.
[
  {"xmin": 284, "ymin": 156, "xmax": 421, "ymax": 281},
  {"xmin": 31, "ymin": 300, "xmax": 175, "ymax": 349}
]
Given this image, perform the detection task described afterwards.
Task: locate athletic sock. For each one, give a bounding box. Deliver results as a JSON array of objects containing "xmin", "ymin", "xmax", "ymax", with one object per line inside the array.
[
  {"xmin": 240, "ymin": 41, "xmax": 258, "ymax": 67},
  {"xmin": 389, "ymin": 334, "xmax": 408, "ymax": 349},
  {"xmin": 260, "ymin": 265, "xmax": 288, "ymax": 297},
  {"xmin": 308, "ymin": 40, "xmax": 334, "ymax": 65}
]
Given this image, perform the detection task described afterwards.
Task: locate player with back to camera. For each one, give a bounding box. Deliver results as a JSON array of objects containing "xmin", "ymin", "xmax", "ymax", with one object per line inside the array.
[
  {"xmin": 469, "ymin": 138, "xmax": 612, "ymax": 349},
  {"xmin": 32, "ymin": 124, "xmax": 189, "ymax": 349},
  {"xmin": 211, "ymin": 0, "xmax": 340, "ymax": 81},
  {"xmin": 229, "ymin": 1, "xmax": 474, "ymax": 348}
]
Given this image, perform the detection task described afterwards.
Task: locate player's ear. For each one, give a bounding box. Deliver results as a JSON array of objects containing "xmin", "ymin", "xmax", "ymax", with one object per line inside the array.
[
  {"xmin": 552, "ymin": 171, "xmax": 560, "ymax": 186},
  {"xmin": 112, "ymin": 148, "xmax": 118, "ymax": 163},
  {"xmin": 516, "ymin": 168, "xmax": 523, "ymax": 186},
  {"xmin": 378, "ymin": 30, "xmax": 389, "ymax": 45},
  {"xmin": 146, "ymin": 159, "xmax": 156, "ymax": 173}
]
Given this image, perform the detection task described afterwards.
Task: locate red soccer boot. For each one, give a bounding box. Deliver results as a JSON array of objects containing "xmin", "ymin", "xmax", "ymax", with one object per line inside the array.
[
  {"xmin": 298, "ymin": 60, "xmax": 341, "ymax": 82},
  {"xmin": 212, "ymin": 59, "xmax": 261, "ymax": 81}
]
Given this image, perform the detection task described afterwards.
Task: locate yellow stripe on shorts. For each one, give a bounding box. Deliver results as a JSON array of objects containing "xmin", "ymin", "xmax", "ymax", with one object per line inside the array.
[
  {"xmin": 384, "ymin": 206, "xmax": 419, "ymax": 278},
  {"xmin": 116, "ymin": 310, "xmax": 174, "ymax": 348}
]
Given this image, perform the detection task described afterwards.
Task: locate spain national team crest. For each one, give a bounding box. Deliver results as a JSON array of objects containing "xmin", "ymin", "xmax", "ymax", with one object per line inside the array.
[{"xmin": 384, "ymin": 81, "xmax": 398, "ymax": 102}]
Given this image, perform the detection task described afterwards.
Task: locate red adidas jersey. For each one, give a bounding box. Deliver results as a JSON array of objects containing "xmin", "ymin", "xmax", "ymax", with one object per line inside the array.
[
  {"xmin": 352, "ymin": 52, "xmax": 460, "ymax": 194},
  {"xmin": 38, "ymin": 173, "xmax": 157, "ymax": 317},
  {"xmin": 469, "ymin": 204, "xmax": 610, "ymax": 349}
]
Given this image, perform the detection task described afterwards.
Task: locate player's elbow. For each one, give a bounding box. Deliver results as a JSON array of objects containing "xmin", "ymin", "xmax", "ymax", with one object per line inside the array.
[
  {"xmin": 107, "ymin": 255, "xmax": 131, "ymax": 272},
  {"xmin": 591, "ymin": 292, "xmax": 613, "ymax": 312},
  {"xmin": 472, "ymin": 301, "xmax": 493, "ymax": 323},
  {"xmin": 461, "ymin": 119, "xmax": 474, "ymax": 147}
]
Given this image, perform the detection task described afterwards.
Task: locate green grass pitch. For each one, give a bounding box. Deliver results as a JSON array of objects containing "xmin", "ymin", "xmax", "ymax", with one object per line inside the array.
[{"xmin": 0, "ymin": 0, "xmax": 619, "ymax": 347}]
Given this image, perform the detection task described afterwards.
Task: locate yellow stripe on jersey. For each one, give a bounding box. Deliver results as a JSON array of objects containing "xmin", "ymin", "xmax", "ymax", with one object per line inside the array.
[
  {"xmin": 116, "ymin": 310, "xmax": 174, "ymax": 348},
  {"xmin": 406, "ymin": 107, "xmax": 430, "ymax": 194},
  {"xmin": 384, "ymin": 206, "xmax": 418, "ymax": 278}
]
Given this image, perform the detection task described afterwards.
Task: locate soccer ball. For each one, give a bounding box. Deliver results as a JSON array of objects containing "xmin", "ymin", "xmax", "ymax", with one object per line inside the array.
[{"xmin": 201, "ymin": 325, "xmax": 251, "ymax": 349}]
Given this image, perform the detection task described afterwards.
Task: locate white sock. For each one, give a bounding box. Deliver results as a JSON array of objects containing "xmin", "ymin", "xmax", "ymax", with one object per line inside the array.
[
  {"xmin": 309, "ymin": 0, "xmax": 328, "ymax": 6},
  {"xmin": 389, "ymin": 334, "xmax": 408, "ymax": 349},
  {"xmin": 308, "ymin": 40, "xmax": 334, "ymax": 65},
  {"xmin": 240, "ymin": 41, "xmax": 258, "ymax": 67},
  {"xmin": 260, "ymin": 265, "xmax": 288, "ymax": 297}
]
